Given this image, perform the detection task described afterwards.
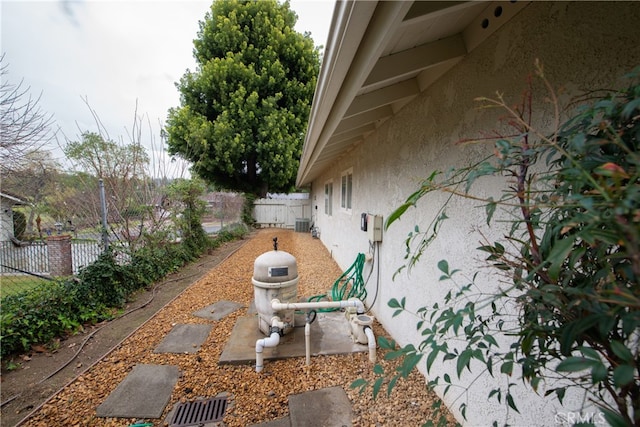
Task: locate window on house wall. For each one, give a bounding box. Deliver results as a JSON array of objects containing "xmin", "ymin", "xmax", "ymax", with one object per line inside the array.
[
  {"xmin": 340, "ymin": 169, "xmax": 352, "ymax": 212},
  {"xmin": 324, "ymin": 181, "xmax": 333, "ymax": 216}
]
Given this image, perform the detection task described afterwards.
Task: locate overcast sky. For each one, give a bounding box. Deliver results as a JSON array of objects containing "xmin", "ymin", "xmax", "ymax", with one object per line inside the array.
[{"xmin": 1, "ymin": 0, "xmax": 333, "ymax": 177}]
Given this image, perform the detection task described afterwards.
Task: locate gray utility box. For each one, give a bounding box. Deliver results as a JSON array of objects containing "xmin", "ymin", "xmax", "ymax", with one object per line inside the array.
[{"xmin": 294, "ymin": 218, "xmax": 310, "ymax": 232}]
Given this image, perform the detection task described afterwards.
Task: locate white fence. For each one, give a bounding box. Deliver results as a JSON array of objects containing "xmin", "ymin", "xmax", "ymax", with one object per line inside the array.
[{"xmin": 253, "ymin": 198, "xmax": 313, "ymax": 229}]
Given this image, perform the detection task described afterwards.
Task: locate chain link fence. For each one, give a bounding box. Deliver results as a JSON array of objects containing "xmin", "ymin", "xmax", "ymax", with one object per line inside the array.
[{"xmin": 1, "ymin": 151, "xmax": 245, "ymax": 299}]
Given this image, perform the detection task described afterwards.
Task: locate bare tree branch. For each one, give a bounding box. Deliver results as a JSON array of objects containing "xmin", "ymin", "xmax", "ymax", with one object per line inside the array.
[{"xmin": 0, "ymin": 54, "xmax": 56, "ymax": 175}]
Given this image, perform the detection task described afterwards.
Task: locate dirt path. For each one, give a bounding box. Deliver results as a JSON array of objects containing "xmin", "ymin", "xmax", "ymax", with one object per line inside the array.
[{"xmin": 0, "ymin": 238, "xmax": 249, "ymax": 427}]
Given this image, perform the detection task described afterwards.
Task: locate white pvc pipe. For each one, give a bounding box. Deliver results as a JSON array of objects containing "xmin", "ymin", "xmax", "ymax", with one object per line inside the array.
[
  {"xmin": 364, "ymin": 326, "xmax": 376, "ymax": 363},
  {"xmin": 271, "ymin": 298, "xmax": 365, "ymax": 313},
  {"xmin": 305, "ymin": 322, "xmax": 311, "ymax": 366},
  {"xmin": 257, "ymin": 299, "xmax": 368, "ymax": 372},
  {"xmin": 256, "ymin": 318, "xmax": 282, "ymax": 373},
  {"xmin": 255, "ymin": 332, "xmax": 280, "ymax": 373}
]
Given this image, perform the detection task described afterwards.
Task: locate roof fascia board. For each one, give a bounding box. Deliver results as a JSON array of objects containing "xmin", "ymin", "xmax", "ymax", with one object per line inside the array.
[
  {"xmin": 298, "ymin": 1, "xmax": 377, "ymax": 184},
  {"xmin": 297, "ymin": 1, "xmax": 414, "ymax": 186}
]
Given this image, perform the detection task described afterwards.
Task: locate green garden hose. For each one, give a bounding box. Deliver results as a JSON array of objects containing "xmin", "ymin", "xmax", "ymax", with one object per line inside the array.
[{"xmin": 307, "ymin": 253, "xmax": 367, "ymax": 312}]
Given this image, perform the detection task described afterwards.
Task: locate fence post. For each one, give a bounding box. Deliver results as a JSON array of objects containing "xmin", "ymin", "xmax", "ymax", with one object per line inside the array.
[
  {"xmin": 99, "ymin": 179, "xmax": 109, "ymax": 252},
  {"xmin": 47, "ymin": 234, "xmax": 73, "ymax": 277}
]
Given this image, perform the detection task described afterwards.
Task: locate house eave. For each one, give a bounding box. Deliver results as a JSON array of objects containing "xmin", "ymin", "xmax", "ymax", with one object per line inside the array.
[{"xmin": 296, "ymin": 0, "xmax": 530, "ymax": 187}]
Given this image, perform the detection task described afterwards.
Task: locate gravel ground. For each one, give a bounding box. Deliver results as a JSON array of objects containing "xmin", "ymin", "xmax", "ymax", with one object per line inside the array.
[{"xmin": 21, "ymin": 229, "xmax": 456, "ymax": 426}]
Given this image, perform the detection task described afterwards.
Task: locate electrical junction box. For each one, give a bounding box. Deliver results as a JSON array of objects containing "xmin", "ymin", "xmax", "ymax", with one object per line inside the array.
[{"xmin": 367, "ymin": 214, "xmax": 383, "ymax": 242}]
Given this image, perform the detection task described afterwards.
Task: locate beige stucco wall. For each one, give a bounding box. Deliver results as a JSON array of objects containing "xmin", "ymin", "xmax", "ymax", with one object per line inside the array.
[{"xmin": 308, "ymin": 2, "xmax": 640, "ymax": 425}]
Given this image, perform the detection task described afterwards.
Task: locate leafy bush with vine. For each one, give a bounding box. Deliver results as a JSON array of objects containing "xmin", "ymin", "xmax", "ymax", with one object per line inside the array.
[
  {"xmin": 354, "ymin": 64, "xmax": 639, "ymax": 426},
  {"xmin": 165, "ymin": 177, "xmax": 210, "ymax": 254},
  {"xmin": 242, "ymin": 192, "xmax": 258, "ymax": 227},
  {"xmin": 1, "ymin": 179, "xmax": 249, "ymax": 360}
]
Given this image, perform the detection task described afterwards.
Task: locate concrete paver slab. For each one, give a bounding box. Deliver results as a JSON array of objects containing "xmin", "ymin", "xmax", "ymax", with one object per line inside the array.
[
  {"xmin": 219, "ymin": 311, "xmax": 367, "ymax": 365},
  {"xmin": 289, "ymin": 386, "xmax": 352, "ymax": 427},
  {"xmin": 154, "ymin": 324, "xmax": 212, "ymax": 354},
  {"xmin": 193, "ymin": 300, "xmax": 244, "ymax": 321},
  {"xmin": 96, "ymin": 364, "xmax": 180, "ymax": 419},
  {"xmin": 249, "ymin": 417, "xmax": 291, "ymax": 427}
]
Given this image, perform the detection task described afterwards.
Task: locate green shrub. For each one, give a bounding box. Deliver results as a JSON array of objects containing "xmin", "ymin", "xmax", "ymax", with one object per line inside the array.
[
  {"xmin": 356, "ymin": 65, "xmax": 640, "ymax": 425},
  {"xmin": 0, "ymin": 222, "xmax": 249, "ymax": 359},
  {"xmin": 241, "ymin": 193, "xmax": 257, "ymax": 227},
  {"xmin": 0, "ymin": 280, "xmax": 104, "ymax": 358}
]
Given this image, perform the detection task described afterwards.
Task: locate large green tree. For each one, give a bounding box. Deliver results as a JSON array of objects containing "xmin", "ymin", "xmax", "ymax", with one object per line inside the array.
[{"xmin": 165, "ymin": 0, "xmax": 320, "ymax": 196}]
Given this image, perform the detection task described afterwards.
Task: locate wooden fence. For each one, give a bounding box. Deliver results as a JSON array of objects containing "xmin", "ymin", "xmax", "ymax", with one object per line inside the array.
[{"xmin": 252, "ymin": 198, "xmax": 312, "ymax": 230}]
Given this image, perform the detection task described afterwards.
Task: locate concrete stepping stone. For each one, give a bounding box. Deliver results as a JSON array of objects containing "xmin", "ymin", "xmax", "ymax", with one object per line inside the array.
[
  {"xmin": 154, "ymin": 324, "xmax": 212, "ymax": 354},
  {"xmin": 96, "ymin": 364, "xmax": 180, "ymax": 419},
  {"xmin": 289, "ymin": 386, "xmax": 352, "ymax": 427},
  {"xmin": 249, "ymin": 386, "xmax": 352, "ymax": 427},
  {"xmin": 250, "ymin": 417, "xmax": 291, "ymax": 427},
  {"xmin": 193, "ymin": 300, "xmax": 244, "ymax": 321}
]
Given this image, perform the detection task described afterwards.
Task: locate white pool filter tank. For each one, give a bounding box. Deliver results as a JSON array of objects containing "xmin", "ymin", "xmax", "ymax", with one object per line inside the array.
[{"xmin": 252, "ymin": 237, "xmax": 298, "ymax": 335}]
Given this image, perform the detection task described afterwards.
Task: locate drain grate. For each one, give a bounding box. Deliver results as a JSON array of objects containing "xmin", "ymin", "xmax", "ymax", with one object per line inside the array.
[{"xmin": 169, "ymin": 396, "xmax": 228, "ymax": 426}]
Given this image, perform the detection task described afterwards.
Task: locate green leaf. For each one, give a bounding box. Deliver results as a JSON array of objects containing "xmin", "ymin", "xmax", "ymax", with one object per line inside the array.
[
  {"xmin": 384, "ymin": 350, "xmax": 405, "ymax": 361},
  {"xmin": 377, "ymin": 336, "xmax": 396, "ymax": 350},
  {"xmin": 621, "ymin": 97, "xmax": 640, "ymax": 120},
  {"xmin": 546, "ymin": 236, "xmax": 575, "ymax": 281},
  {"xmin": 578, "ymin": 346, "xmax": 600, "ymax": 360},
  {"xmin": 500, "ymin": 361, "xmax": 513, "ymax": 376},
  {"xmin": 426, "ymin": 348, "xmax": 439, "ymax": 373},
  {"xmin": 388, "ymin": 298, "xmax": 402, "ymax": 309},
  {"xmin": 612, "ymin": 364, "xmax": 634, "ymax": 387},
  {"xmin": 601, "ymin": 407, "xmax": 630, "ymax": 427},
  {"xmin": 350, "ymin": 378, "xmax": 367, "ymax": 389},
  {"xmin": 506, "ymin": 393, "xmax": 519, "ymax": 413},
  {"xmin": 456, "ymin": 349, "xmax": 472, "ymax": 378},
  {"xmin": 385, "ymin": 203, "xmax": 412, "ymax": 229},
  {"xmin": 485, "ymin": 198, "xmax": 497, "ymax": 225},
  {"xmin": 591, "ymin": 362, "xmax": 608, "ymax": 384},
  {"xmin": 556, "ymin": 357, "xmax": 597, "ymax": 372},
  {"xmin": 387, "ymin": 374, "xmax": 399, "ymax": 396},
  {"xmin": 610, "ymin": 341, "xmax": 634, "ymax": 364},
  {"xmin": 373, "ymin": 364, "xmax": 384, "ymax": 375},
  {"xmin": 372, "ymin": 377, "xmax": 384, "ymax": 400},
  {"xmin": 560, "ymin": 317, "xmax": 602, "ymax": 356},
  {"xmin": 483, "ymin": 335, "xmax": 498, "ymax": 348},
  {"xmin": 400, "ymin": 353, "xmax": 423, "ymax": 377},
  {"xmin": 437, "ymin": 259, "xmax": 449, "ymax": 276}
]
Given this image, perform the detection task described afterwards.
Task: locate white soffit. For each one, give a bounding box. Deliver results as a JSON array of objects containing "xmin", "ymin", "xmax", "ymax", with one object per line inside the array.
[{"xmin": 297, "ymin": 1, "xmax": 531, "ymax": 187}]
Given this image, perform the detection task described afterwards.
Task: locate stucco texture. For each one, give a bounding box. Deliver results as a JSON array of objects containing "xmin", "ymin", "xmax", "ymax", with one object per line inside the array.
[{"xmin": 309, "ymin": 2, "xmax": 640, "ymax": 425}]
